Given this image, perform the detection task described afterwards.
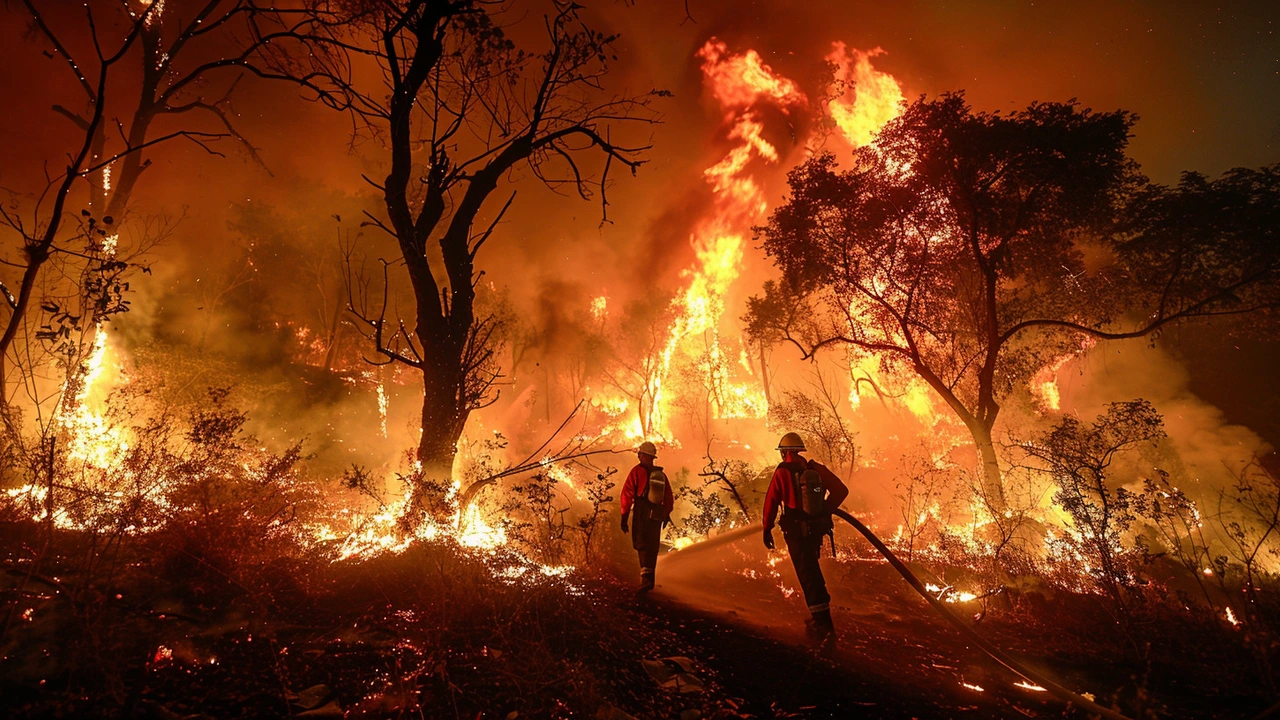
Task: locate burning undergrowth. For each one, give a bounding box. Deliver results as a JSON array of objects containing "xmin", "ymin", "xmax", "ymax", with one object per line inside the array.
[
  {"xmin": 3, "ymin": 354, "xmax": 1280, "ymax": 718},
  {"xmin": 0, "ymin": 386, "xmax": 638, "ymax": 718}
]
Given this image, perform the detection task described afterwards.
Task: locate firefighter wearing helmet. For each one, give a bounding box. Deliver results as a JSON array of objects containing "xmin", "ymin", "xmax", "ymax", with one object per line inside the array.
[
  {"xmin": 763, "ymin": 431, "xmax": 849, "ymax": 634},
  {"xmin": 619, "ymin": 441, "xmax": 673, "ymax": 593}
]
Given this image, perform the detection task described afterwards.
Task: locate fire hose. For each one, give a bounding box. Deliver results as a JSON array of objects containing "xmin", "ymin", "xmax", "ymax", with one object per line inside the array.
[
  {"xmin": 830, "ymin": 509, "xmax": 1134, "ymax": 720},
  {"xmin": 663, "ymin": 513, "xmax": 1135, "ymax": 719}
]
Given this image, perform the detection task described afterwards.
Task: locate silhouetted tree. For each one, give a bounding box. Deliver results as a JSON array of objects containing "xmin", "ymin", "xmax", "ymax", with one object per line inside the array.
[
  {"xmin": 602, "ymin": 296, "xmax": 674, "ymax": 440},
  {"xmin": 1019, "ymin": 400, "xmax": 1164, "ymax": 618},
  {"xmin": 1, "ymin": 0, "xmax": 277, "ymax": 410},
  {"xmin": 747, "ymin": 93, "xmax": 1280, "ymax": 504},
  {"xmin": 257, "ymin": 0, "xmax": 654, "ymax": 480},
  {"xmin": 1117, "ymin": 165, "xmax": 1280, "ymax": 332}
]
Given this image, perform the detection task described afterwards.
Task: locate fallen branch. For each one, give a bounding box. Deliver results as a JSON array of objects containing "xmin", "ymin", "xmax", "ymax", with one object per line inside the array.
[
  {"xmin": 457, "ymin": 398, "xmax": 636, "ymax": 509},
  {"xmin": 458, "ymin": 448, "xmax": 624, "ymax": 510}
]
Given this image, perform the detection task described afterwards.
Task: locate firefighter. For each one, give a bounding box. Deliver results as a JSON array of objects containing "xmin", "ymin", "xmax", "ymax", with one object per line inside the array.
[
  {"xmin": 619, "ymin": 441, "xmax": 673, "ymax": 593},
  {"xmin": 763, "ymin": 432, "xmax": 849, "ymax": 633}
]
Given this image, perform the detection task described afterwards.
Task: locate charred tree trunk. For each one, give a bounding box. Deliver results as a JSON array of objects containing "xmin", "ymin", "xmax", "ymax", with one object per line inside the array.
[
  {"xmin": 279, "ymin": 2, "xmax": 649, "ymax": 492},
  {"xmin": 419, "ymin": 361, "xmax": 466, "ymax": 477},
  {"xmin": 912, "ymin": 355, "xmax": 1008, "ymax": 510},
  {"xmin": 968, "ymin": 420, "xmax": 1006, "ymax": 509}
]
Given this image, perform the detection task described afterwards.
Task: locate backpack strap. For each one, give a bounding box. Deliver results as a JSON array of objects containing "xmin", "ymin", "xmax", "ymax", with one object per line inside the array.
[{"xmin": 781, "ymin": 460, "xmax": 808, "ymax": 491}]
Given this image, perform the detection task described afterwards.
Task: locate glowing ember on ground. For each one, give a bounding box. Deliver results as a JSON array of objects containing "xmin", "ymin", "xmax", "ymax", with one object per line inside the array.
[
  {"xmin": 1015, "ymin": 681, "xmax": 1048, "ymax": 692},
  {"xmin": 961, "ymin": 682, "xmax": 985, "ymax": 692},
  {"xmin": 924, "ymin": 582, "xmax": 979, "ymax": 603}
]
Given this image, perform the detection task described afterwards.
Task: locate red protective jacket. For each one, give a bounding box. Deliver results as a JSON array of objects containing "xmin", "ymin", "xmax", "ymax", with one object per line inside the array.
[
  {"xmin": 762, "ymin": 457, "xmax": 849, "ymax": 531},
  {"xmin": 620, "ymin": 464, "xmax": 674, "ymax": 519}
]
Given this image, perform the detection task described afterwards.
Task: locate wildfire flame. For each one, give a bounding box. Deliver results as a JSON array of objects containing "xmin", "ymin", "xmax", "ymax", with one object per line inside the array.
[
  {"xmin": 925, "ymin": 582, "xmax": 979, "ymax": 604},
  {"xmin": 581, "ymin": 40, "xmax": 908, "ymax": 447},
  {"xmin": 1031, "ymin": 353, "xmax": 1075, "ymax": 411},
  {"xmin": 644, "ymin": 40, "xmax": 806, "ymax": 436},
  {"xmin": 312, "ymin": 476, "xmax": 573, "ymax": 586},
  {"xmin": 590, "ymin": 295, "xmax": 608, "ymax": 321},
  {"xmin": 1031, "ymin": 338, "xmax": 1096, "ymax": 411},
  {"xmin": 826, "ymin": 44, "xmax": 905, "ymax": 147},
  {"xmin": 696, "ymin": 41, "xmax": 803, "ymax": 109}
]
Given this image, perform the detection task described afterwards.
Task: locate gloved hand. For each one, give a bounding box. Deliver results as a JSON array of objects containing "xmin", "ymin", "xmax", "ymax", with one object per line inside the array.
[
  {"xmin": 661, "ymin": 515, "xmax": 670, "ymax": 530},
  {"xmin": 620, "ymin": 515, "xmax": 629, "ymax": 533},
  {"xmin": 763, "ymin": 528, "xmax": 775, "ymax": 550}
]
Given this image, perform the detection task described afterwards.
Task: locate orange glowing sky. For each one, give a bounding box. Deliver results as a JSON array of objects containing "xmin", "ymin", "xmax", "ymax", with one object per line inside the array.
[{"xmin": 3, "ymin": 2, "xmax": 1275, "ymax": 279}]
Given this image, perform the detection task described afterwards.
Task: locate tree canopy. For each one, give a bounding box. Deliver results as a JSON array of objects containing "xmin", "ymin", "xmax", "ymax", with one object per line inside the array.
[{"xmin": 748, "ymin": 93, "xmax": 1279, "ymax": 500}]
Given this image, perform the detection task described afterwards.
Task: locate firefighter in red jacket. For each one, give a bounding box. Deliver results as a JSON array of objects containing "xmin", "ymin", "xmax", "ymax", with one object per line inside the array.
[
  {"xmin": 763, "ymin": 432, "xmax": 849, "ymax": 632},
  {"xmin": 619, "ymin": 441, "xmax": 673, "ymax": 592}
]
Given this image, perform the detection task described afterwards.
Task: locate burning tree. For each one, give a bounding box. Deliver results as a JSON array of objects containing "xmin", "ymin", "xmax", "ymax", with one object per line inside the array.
[
  {"xmin": 1020, "ymin": 400, "xmax": 1164, "ymax": 618},
  {"xmin": 601, "ymin": 296, "xmax": 676, "ymax": 441},
  {"xmin": 0, "ymin": 0, "xmax": 292, "ymax": 524},
  {"xmin": 747, "ymin": 93, "xmax": 1280, "ymax": 505},
  {"xmin": 0, "ymin": 0, "xmax": 275, "ymax": 408},
  {"xmin": 767, "ymin": 368, "xmax": 857, "ymax": 480},
  {"xmin": 257, "ymin": 0, "xmax": 655, "ymax": 481}
]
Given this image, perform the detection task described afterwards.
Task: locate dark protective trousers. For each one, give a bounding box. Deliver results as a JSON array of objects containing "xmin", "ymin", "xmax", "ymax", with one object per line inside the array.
[
  {"xmin": 781, "ymin": 520, "xmax": 831, "ymax": 616},
  {"xmin": 631, "ymin": 499, "xmax": 663, "ymax": 587}
]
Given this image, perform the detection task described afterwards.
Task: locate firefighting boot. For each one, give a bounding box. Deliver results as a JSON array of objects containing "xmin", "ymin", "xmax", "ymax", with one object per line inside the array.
[
  {"xmin": 638, "ymin": 568, "xmax": 655, "ymax": 593},
  {"xmin": 807, "ymin": 608, "xmax": 835, "ymax": 638}
]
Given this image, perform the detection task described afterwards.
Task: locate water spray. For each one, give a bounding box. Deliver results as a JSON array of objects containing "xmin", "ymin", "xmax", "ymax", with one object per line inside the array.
[{"xmin": 662, "ymin": 512, "xmax": 1135, "ymax": 720}]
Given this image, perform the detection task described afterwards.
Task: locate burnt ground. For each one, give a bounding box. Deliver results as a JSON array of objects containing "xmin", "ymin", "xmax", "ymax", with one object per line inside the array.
[
  {"xmin": 1, "ymin": 527, "xmax": 1274, "ymax": 719},
  {"xmin": 646, "ymin": 529, "xmax": 1272, "ymax": 720}
]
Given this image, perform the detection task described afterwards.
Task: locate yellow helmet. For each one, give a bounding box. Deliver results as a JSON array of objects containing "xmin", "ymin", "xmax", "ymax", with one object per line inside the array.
[
  {"xmin": 637, "ymin": 441, "xmax": 658, "ymax": 458},
  {"xmin": 777, "ymin": 432, "xmax": 806, "ymax": 451}
]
